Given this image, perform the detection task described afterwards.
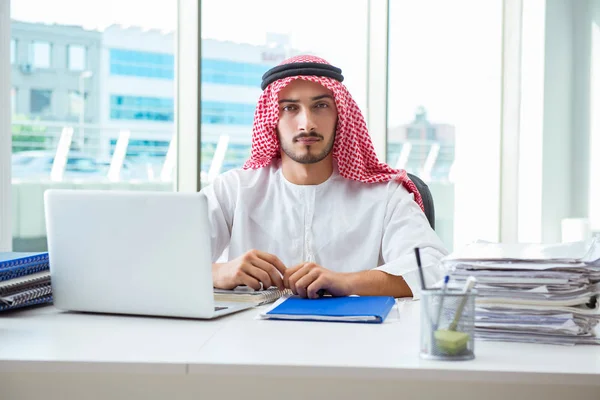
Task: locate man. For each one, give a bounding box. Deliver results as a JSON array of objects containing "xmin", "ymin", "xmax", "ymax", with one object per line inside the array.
[{"xmin": 202, "ymin": 55, "xmax": 448, "ymax": 299}]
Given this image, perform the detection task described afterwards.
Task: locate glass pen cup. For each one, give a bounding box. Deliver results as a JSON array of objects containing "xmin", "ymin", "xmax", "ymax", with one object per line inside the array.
[{"xmin": 419, "ymin": 288, "xmax": 477, "ymax": 361}]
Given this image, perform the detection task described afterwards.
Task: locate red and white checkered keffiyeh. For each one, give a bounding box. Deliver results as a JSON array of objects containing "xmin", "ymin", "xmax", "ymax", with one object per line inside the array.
[{"xmin": 243, "ymin": 55, "xmax": 424, "ymax": 211}]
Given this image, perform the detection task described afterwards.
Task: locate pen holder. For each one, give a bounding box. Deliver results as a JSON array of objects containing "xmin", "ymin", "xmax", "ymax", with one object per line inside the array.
[{"xmin": 419, "ymin": 289, "xmax": 476, "ymax": 361}]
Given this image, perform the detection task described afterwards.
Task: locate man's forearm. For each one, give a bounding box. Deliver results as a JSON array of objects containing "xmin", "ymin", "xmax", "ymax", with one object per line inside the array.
[{"xmin": 344, "ymin": 270, "xmax": 413, "ymax": 298}]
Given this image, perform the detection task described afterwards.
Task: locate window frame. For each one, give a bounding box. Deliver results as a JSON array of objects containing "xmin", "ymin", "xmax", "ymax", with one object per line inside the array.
[
  {"xmin": 1, "ymin": 1, "xmax": 11, "ymax": 250},
  {"xmin": 176, "ymin": 0, "xmax": 202, "ymax": 192}
]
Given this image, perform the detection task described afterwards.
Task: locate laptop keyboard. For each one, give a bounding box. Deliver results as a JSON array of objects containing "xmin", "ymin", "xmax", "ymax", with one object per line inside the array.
[{"xmin": 215, "ymin": 306, "xmax": 228, "ymax": 311}]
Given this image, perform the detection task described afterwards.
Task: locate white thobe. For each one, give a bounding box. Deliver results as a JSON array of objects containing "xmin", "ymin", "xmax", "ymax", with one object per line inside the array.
[{"xmin": 201, "ymin": 160, "xmax": 449, "ymax": 299}]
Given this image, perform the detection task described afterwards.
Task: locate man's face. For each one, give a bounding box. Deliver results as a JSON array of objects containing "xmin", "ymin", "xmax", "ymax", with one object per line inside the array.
[{"xmin": 277, "ymin": 79, "xmax": 338, "ymax": 165}]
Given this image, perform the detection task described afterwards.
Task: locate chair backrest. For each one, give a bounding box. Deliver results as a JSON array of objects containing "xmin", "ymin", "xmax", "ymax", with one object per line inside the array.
[{"xmin": 407, "ymin": 173, "xmax": 435, "ymax": 230}]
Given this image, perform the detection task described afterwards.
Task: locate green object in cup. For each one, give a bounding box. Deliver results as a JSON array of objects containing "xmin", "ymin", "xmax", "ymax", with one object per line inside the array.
[{"xmin": 434, "ymin": 329, "xmax": 470, "ymax": 355}]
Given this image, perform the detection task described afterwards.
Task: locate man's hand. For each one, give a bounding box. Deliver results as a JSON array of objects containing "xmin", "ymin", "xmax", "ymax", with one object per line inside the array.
[
  {"xmin": 283, "ymin": 262, "xmax": 352, "ymax": 299},
  {"xmin": 213, "ymin": 249, "xmax": 286, "ymax": 291}
]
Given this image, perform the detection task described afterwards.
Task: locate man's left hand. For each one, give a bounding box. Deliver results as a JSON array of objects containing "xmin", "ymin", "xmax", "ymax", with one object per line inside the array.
[{"xmin": 283, "ymin": 262, "xmax": 352, "ymax": 299}]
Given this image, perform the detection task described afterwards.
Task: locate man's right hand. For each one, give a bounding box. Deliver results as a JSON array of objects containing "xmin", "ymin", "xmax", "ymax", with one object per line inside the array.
[{"xmin": 212, "ymin": 249, "xmax": 287, "ymax": 291}]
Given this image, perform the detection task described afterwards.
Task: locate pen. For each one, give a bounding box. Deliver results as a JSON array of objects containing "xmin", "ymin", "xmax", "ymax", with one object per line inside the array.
[
  {"xmin": 435, "ymin": 275, "xmax": 450, "ymax": 329},
  {"xmin": 414, "ymin": 248, "xmax": 428, "ymax": 290},
  {"xmin": 448, "ymin": 276, "xmax": 476, "ymax": 331}
]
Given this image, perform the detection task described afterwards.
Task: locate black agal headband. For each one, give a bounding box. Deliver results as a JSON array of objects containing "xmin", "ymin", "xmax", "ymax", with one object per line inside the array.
[{"xmin": 260, "ymin": 62, "xmax": 344, "ymax": 90}]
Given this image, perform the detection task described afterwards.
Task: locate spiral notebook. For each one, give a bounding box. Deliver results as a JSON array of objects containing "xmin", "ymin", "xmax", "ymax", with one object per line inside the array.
[
  {"xmin": 214, "ymin": 286, "xmax": 292, "ymax": 306},
  {"xmin": 0, "ymin": 252, "xmax": 50, "ymax": 282},
  {"xmin": 1, "ymin": 283, "xmax": 52, "ymax": 306},
  {"xmin": 0, "ymin": 295, "xmax": 53, "ymax": 312},
  {"xmin": 0, "ymin": 270, "xmax": 49, "ymax": 292}
]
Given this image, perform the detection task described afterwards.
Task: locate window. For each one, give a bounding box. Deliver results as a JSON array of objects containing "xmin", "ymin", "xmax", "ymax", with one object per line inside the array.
[
  {"xmin": 387, "ymin": 0, "xmax": 502, "ymax": 250},
  {"xmin": 30, "ymin": 41, "xmax": 51, "ymax": 68},
  {"xmin": 68, "ymin": 45, "xmax": 86, "ymax": 71},
  {"xmin": 9, "ymin": 0, "xmax": 177, "ymax": 252},
  {"xmin": 110, "ymin": 95, "xmax": 174, "ymax": 121},
  {"xmin": 30, "ymin": 89, "xmax": 52, "ymax": 114},
  {"xmin": 109, "ymin": 49, "xmax": 174, "ymax": 79},
  {"xmin": 10, "ymin": 38, "xmax": 16, "ymax": 64},
  {"xmin": 200, "ymin": 0, "xmax": 369, "ymax": 178}
]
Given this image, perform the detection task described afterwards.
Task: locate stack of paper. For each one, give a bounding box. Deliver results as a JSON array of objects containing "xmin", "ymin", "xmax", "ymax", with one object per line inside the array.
[
  {"xmin": 442, "ymin": 238, "xmax": 600, "ymax": 345},
  {"xmin": 0, "ymin": 252, "xmax": 52, "ymax": 312}
]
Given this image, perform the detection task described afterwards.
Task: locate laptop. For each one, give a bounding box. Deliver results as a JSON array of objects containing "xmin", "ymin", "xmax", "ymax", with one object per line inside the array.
[{"xmin": 43, "ymin": 189, "xmax": 253, "ymax": 319}]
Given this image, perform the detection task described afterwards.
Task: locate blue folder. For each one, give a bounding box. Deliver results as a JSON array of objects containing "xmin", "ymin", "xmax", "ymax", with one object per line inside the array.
[{"xmin": 263, "ymin": 296, "xmax": 396, "ymax": 324}]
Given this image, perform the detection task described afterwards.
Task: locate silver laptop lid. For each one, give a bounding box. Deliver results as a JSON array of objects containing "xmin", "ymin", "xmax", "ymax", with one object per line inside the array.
[{"xmin": 44, "ymin": 189, "xmax": 216, "ymax": 318}]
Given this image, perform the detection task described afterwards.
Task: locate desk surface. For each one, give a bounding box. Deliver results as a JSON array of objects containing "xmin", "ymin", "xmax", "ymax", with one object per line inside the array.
[{"xmin": 0, "ymin": 300, "xmax": 599, "ymax": 386}]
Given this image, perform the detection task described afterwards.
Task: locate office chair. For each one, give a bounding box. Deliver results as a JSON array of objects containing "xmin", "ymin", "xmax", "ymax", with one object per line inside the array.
[{"xmin": 407, "ymin": 173, "xmax": 435, "ymax": 230}]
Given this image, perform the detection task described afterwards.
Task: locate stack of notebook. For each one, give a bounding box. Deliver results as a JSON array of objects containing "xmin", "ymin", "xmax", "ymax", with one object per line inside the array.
[
  {"xmin": 0, "ymin": 252, "xmax": 52, "ymax": 312},
  {"xmin": 442, "ymin": 239, "xmax": 600, "ymax": 345}
]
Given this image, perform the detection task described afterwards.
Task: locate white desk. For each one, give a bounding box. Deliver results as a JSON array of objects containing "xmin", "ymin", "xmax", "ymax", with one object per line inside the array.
[{"xmin": 0, "ymin": 301, "xmax": 599, "ymax": 400}]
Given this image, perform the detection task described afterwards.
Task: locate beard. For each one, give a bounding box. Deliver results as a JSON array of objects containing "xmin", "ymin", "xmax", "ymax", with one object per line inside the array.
[{"xmin": 279, "ymin": 132, "xmax": 335, "ymax": 165}]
